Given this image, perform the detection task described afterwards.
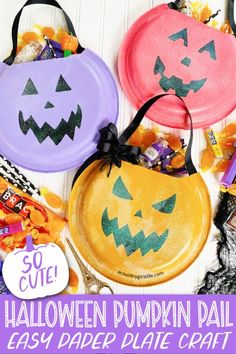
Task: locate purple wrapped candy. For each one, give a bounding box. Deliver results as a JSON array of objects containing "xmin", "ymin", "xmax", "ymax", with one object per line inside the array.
[
  {"xmin": 159, "ymin": 147, "xmax": 175, "ymax": 169},
  {"xmin": 36, "ymin": 38, "xmax": 64, "ymax": 60},
  {"xmin": 140, "ymin": 138, "xmax": 169, "ymax": 168},
  {"xmin": 140, "ymin": 136, "xmax": 187, "ymax": 176}
]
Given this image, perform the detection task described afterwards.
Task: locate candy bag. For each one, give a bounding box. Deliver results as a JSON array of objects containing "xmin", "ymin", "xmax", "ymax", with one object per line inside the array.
[{"xmin": 0, "ymin": 177, "xmax": 66, "ymax": 253}]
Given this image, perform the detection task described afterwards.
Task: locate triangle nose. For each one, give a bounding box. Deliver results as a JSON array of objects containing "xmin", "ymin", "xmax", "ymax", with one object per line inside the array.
[
  {"xmin": 181, "ymin": 57, "xmax": 191, "ymax": 67},
  {"xmin": 45, "ymin": 101, "xmax": 54, "ymax": 109},
  {"xmin": 135, "ymin": 210, "xmax": 143, "ymax": 219}
]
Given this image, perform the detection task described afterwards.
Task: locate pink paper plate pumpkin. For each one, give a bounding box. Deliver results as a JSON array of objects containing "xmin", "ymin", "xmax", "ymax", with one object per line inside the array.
[{"xmin": 118, "ymin": 3, "xmax": 236, "ymax": 129}]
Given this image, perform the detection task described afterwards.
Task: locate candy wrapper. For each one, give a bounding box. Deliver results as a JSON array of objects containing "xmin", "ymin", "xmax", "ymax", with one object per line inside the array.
[
  {"xmin": 14, "ymin": 39, "xmax": 46, "ymax": 64},
  {"xmin": 0, "ymin": 178, "xmax": 66, "ymax": 253},
  {"xmin": 36, "ymin": 38, "xmax": 64, "ymax": 60},
  {"xmin": 138, "ymin": 130, "xmax": 187, "ymax": 176}
]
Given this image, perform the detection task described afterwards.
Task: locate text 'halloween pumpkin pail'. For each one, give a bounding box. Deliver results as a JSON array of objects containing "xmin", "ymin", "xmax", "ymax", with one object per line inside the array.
[
  {"xmin": 69, "ymin": 94, "xmax": 212, "ymax": 286},
  {"xmin": 0, "ymin": 0, "xmax": 118, "ymax": 172},
  {"xmin": 118, "ymin": 0, "xmax": 236, "ymax": 129}
]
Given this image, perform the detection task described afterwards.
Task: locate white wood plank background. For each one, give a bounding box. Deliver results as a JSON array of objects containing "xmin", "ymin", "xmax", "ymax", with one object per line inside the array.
[{"xmin": 0, "ymin": 0, "xmax": 234, "ymax": 294}]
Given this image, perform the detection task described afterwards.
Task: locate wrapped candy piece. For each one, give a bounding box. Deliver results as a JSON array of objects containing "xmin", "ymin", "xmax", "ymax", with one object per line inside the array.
[
  {"xmin": 142, "ymin": 129, "xmax": 158, "ymax": 149},
  {"xmin": 140, "ymin": 138, "xmax": 169, "ymax": 168},
  {"xmin": 178, "ymin": 0, "xmax": 192, "ymax": 16},
  {"xmin": 129, "ymin": 128, "xmax": 143, "ymax": 147},
  {"xmin": 204, "ymin": 128, "xmax": 223, "ymax": 158},
  {"xmin": 200, "ymin": 148, "xmax": 215, "ymax": 171},
  {"xmin": 220, "ymin": 123, "xmax": 236, "ymax": 137},
  {"xmin": 41, "ymin": 187, "xmax": 65, "ymax": 210},
  {"xmin": 14, "ymin": 39, "xmax": 46, "ymax": 64},
  {"xmin": 68, "ymin": 268, "xmax": 79, "ymax": 288},
  {"xmin": 165, "ymin": 134, "xmax": 183, "ymax": 151},
  {"xmin": 171, "ymin": 153, "xmax": 185, "ymax": 169},
  {"xmin": 61, "ymin": 32, "xmax": 79, "ymax": 55},
  {"xmin": 214, "ymin": 160, "xmax": 230, "ymax": 173},
  {"xmin": 41, "ymin": 27, "xmax": 55, "ymax": 40},
  {"xmin": 0, "ymin": 222, "xmax": 24, "ymax": 237},
  {"xmin": 22, "ymin": 31, "xmax": 40, "ymax": 44},
  {"xmin": 160, "ymin": 148, "xmax": 176, "ymax": 169},
  {"xmin": 220, "ymin": 137, "xmax": 236, "ymax": 150},
  {"xmin": 36, "ymin": 37, "xmax": 64, "ymax": 60}
]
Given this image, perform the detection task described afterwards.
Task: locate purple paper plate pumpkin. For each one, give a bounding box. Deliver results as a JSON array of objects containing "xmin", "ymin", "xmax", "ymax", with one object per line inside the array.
[{"xmin": 0, "ymin": 0, "xmax": 118, "ymax": 172}]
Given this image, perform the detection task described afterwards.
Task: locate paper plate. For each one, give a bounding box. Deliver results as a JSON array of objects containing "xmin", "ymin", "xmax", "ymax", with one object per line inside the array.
[
  {"xmin": 0, "ymin": 50, "xmax": 118, "ymax": 172},
  {"xmin": 118, "ymin": 4, "xmax": 236, "ymax": 129},
  {"xmin": 68, "ymin": 161, "xmax": 211, "ymax": 286}
]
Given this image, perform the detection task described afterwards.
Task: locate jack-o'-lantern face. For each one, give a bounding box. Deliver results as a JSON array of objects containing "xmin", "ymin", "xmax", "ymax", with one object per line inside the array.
[
  {"xmin": 0, "ymin": 52, "xmax": 119, "ymax": 172},
  {"xmin": 154, "ymin": 28, "xmax": 217, "ymax": 97},
  {"xmin": 118, "ymin": 4, "xmax": 236, "ymax": 129},
  {"xmin": 19, "ymin": 75, "xmax": 82, "ymax": 145},
  {"xmin": 102, "ymin": 176, "xmax": 176, "ymax": 256},
  {"xmin": 69, "ymin": 161, "xmax": 211, "ymax": 286}
]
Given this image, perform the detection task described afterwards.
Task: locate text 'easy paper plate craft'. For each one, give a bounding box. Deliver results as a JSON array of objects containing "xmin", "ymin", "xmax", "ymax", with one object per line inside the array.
[
  {"xmin": 0, "ymin": 0, "xmax": 118, "ymax": 172},
  {"xmin": 118, "ymin": 1, "xmax": 236, "ymax": 129},
  {"xmin": 69, "ymin": 94, "xmax": 212, "ymax": 286}
]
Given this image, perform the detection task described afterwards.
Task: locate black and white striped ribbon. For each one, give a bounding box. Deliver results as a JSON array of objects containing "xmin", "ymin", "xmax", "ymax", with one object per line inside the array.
[{"xmin": 0, "ymin": 155, "xmax": 40, "ymax": 197}]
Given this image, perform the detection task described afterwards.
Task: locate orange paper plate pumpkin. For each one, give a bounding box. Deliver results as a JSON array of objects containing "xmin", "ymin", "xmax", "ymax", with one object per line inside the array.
[{"xmin": 69, "ymin": 94, "xmax": 212, "ymax": 286}]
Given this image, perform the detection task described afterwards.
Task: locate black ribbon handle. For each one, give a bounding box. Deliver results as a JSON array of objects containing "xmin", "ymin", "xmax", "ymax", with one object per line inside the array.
[
  {"xmin": 4, "ymin": 0, "xmax": 84, "ymax": 65},
  {"xmin": 119, "ymin": 94, "xmax": 196, "ymax": 176},
  {"xmin": 229, "ymin": 0, "xmax": 236, "ymax": 37},
  {"xmin": 72, "ymin": 94, "xmax": 197, "ymax": 187}
]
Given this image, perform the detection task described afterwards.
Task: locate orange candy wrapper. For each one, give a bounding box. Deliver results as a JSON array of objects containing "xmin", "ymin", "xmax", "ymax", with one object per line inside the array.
[
  {"xmin": 41, "ymin": 27, "xmax": 56, "ymax": 40},
  {"xmin": 0, "ymin": 178, "xmax": 66, "ymax": 253},
  {"xmin": 21, "ymin": 31, "xmax": 40, "ymax": 44},
  {"xmin": 61, "ymin": 32, "xmax": 79, "ymax": 52}
]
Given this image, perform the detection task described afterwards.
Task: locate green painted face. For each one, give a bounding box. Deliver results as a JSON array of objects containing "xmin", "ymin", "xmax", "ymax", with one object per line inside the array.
[
  {"xmin": 101, "ymin": 176, "xmax": 176, "ymax": 256},
  {"xmin": 153, "ymin": 28, "xmax": 217, "ymax": 97},
  {"xmin": 19, "ymin": 75, "xmax": 82, "ymax": 145}
]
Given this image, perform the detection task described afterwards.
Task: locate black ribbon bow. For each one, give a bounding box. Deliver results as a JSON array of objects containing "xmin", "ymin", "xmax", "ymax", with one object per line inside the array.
[{"xmin": 97, "ymin": 123, "xmax": 141, "ymax": 176}]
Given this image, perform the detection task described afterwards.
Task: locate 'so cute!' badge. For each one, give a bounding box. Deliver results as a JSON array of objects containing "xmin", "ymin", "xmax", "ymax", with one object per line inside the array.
[{"xmin": 2, "ymin": 236, "xmax": 69, "ymax": 299}]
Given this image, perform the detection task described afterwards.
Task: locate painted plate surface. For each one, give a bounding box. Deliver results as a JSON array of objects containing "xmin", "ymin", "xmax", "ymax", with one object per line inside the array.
[
  {"xmin": 0, "ymin": 50, "xmax": 118, "ymax": 172},
  {"xmin": 118, "ymin": 4, "xmax": 236, "ymax": 129},
  {"xmin": 68, "ymin": 161, "xmax": 211, "ymax": 286}
]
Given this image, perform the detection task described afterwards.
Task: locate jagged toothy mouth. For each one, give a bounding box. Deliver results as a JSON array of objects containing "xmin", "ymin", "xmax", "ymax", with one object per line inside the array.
[
  {"xmin": 101, "ymin": 208, "xmax": 169, "ymax": 257},
  {"xmin": 19, "ymin": 104, "xmax": 82, "ymax": 146},
  {"xmin": 154, "ymin": 56, "xmax": 207, "ymax": 97}
]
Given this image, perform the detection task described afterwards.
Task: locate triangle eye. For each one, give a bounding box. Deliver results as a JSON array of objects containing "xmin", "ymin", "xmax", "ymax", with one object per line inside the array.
[
  {"xmin": 112, "ymin": 177, "xmax": 133, "ymax": 200},
  {"xmin": 22, "ymin": 79, "xmax": 38, "ymax": 95},
  {"xmin": 169, "ymin": 28, "xmax": 188, "ymax": 47},
  {"xmin": 152, "ymin": 194, "xmax": 176, "ymax": 214},
  {"xmin": 199, "ymin": 40, "xmax": 217, "ymax": 60},
  {"xmin": 56, "ymin": 75, "xmax": 72, "ymax": 92}
]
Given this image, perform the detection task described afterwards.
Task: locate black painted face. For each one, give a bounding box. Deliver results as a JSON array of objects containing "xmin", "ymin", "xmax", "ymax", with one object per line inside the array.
[
  {"xmin": 19, "ymin": 75, "xmax": 82, "ymax": 145},
  {"xmin": 154, "ymin": 28, "xmax": 217, "ymax": 97},
  {"xmin": 101, "ymin": 176, "xmax": 176, "ymax": 257}
]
